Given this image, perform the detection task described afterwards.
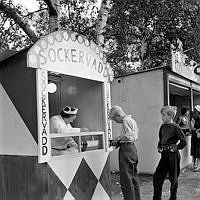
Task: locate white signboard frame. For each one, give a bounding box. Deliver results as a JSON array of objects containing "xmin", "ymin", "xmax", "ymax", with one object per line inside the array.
[
  {"xmin": 36, "ymin": 69, "xmax": 51, "ymax": 163},
  {"xmin": 27, "ymin": 30, "xmax": 113, "ymax": 83},
  {"xmin": 28, "ymin": 30, "xmax": 114, "ymax": 163}
]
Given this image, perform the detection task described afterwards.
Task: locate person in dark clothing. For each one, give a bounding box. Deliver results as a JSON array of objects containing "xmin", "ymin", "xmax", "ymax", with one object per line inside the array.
[
  {"xmin": 190, "ymin": 105, "xmax": 200, "ymax": 171},
  {"xmin": 153, "ymin": 106, "xmax": 187, "ymax": 200},
  {"xmin": 109, "ymin": 105, "xmax": 140, "ymax": 200},
  {"xmin": 176, "ymin": 107, "xmax": 190, "ymax": 136}
]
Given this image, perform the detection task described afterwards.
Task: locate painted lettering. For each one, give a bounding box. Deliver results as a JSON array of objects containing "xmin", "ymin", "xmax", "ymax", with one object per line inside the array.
[
  {"xmin": 48, "ymin": 48, "xmax": 56, "ymax": 62},
  {"xmin": 37, "ymin": 46, "xmax": 110, "ymax": 80},
  {"xmin": 103, "ymin": 67, "xmax": 108, "ymax": 77},
  {"xmin": 40, "ymin": 70, "xmax": 49, "ymax": 157},
  {"xmin": 71, "ymin": 49, "xmax": 77, "ymax": 62},
  {"xmin": 64, "ymin": 48, "xmax": 70, "ymax": 62},
  {"xmin": 98, "ymin": 62, "xmax": 103, "ymax": 73},
  {"xmin": 42, "ymin": 119, "xmax": 47, "ymax": 129},
  {"xmin": 86, "ymin": 53, "xmax": 91, "ymax": 67},
  {"xmin": 39, "ymin": 50, "xmax": 47, "ymax": 65},
  {"xmin": 57, "ymin": 48, "xmax": 64, "ymax": 62},
  {"xmin": 42, "ymin": 146, "xmax": 48, "ymax": 155},
  {"xmin": 79, "ymin": 51, "xmax": 84, "ymax": 64},
  {"xmin": 41, "ymin": 71, "xmax": 46, "ymax": 97},
  {"xmin": 91, "ymin": 59, "xmax": 97, "ymax": 70},
  {"xmin": 42, "ymin": 136, "xmax": 47, "ymax": 145}
]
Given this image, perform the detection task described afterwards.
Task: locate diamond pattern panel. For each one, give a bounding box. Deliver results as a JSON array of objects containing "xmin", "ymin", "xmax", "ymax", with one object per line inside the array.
[
  {"xmin": 0, "ymin": 84, "xmax": 37, "ymax": 156},
  {"xmin": 69, "ymin": 158, "xmax": 98, "ymax": 200},
  {"xmin": 47, "ymin": 165, "xmax": 67, "ymax": 200},
  {"xmin": 99, "ymin": 155, "xmax": 112, "ymax": 198},
  {"xmin": 83, "ymin": 151, "xmax": 108, "ymax": 179},
  {"xmin": 64, "ymin": 191, "xmax": 75, "ymax": 200},
  {"xmin": 0, "ymin": 55, "xmax": 38, "ymax": 142},
  {"xmin": 92, "ymin": 182, "xmax": 110, "ymax": 200},
  {"xmin": 48, "ymin": 155, "xmax": 82, "ymax": 188}
]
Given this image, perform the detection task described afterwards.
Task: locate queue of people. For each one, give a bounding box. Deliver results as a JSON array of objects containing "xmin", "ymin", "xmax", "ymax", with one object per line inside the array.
[
  {"xmin": 175, "ymin": 105, "xmax": 200, "ymax": 171},
  {"xmin": 190, "ymin": 105, "xmax": 200, "ymax": 171},
  {"xmin": 109, "ymin": 104, "xmax": 200, "ymax": 200},
  {"xmin": 49, "ymin": 104, "xmax": 200, "ymax": 200}
]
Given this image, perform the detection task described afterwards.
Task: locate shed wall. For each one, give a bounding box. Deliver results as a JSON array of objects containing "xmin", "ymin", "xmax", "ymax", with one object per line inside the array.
[{"xmin": 110, "ymin": 69, "xmax": 164, "ymax": 173}]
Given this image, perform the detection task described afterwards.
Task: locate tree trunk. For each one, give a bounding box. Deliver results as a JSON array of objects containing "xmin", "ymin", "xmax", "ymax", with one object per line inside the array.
[
  {"xmin": 0, "ymin": 2, "xmax": 38, "ymax": 42},
  {"xmin": 96, "ymin": 0, "xmax": 111, "ymax": 46},
  {"xmin": 43, "ymin": 0, "xmax": 60, "ymax": 32}
]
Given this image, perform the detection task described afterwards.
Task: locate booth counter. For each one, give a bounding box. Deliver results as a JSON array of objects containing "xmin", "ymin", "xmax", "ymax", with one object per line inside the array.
[
  {"xmin": 0, "ymin": 30, "xmax": 113, "ymax": 200},
  {"xmin": 111, "ymin": 67, "xmax": 200, "ymax": 173}
]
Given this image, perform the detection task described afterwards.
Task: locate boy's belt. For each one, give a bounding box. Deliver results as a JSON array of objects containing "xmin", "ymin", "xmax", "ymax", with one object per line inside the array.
[
  {"xmin": 120, "ymin": 141, "xmax": 134, "ymax": 145},
  {"xmin": 161, "ymin": 144, "xmax": 176, "ymax": 151}
]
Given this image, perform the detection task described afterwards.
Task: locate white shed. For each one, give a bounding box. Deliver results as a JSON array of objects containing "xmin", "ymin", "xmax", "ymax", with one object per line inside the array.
[{"xmin": 110, "ymin": 67, "xmax": 200, "ymax": 173}]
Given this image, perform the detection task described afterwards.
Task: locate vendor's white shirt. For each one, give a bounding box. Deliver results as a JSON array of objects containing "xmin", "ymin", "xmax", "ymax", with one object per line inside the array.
[
  {"xmin": 120, "ymin": 115, "xmax": 138, "ymax": 142},
  {"xmin": 50, "ymin": 115, "xmax": 80, "ymax": 134},
  {"xmin": 49, "ymin": 115, "xmax": 80, "ymax": 153}
]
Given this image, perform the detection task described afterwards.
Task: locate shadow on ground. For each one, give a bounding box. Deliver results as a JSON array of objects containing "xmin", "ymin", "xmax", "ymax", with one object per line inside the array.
[{"xmin": 111, "ymin": 165, "xmax": 200, "ymax": 200}]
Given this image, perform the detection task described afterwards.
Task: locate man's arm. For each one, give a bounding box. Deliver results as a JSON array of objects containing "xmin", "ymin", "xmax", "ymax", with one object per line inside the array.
[{"xmin": 176, "ymin": 126, "xmax": 187, "ymax": 149}]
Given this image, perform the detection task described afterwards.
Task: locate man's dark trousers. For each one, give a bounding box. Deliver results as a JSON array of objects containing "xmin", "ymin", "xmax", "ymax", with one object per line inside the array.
[{"xmin": 119, "ymin": 143, "xmax": 140, "ymax": 200}]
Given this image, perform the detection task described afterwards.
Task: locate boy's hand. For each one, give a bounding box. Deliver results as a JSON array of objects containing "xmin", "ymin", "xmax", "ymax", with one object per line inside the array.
[
  {"xmin": 109, "ymin": 137, "xmax": 121, "ymax": 148},
  {"xmin": 158, "ymin": 147, "xmax": 163, "ymax": 153},
  {"xmin": 170, "ymin": 145, "xmax": 178, "ymax": 152}
]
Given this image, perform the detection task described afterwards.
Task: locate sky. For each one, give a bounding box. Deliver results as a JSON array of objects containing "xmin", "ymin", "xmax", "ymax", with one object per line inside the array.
[
  {"xmin": 13, "ymin": 0, "xmax": 40, "ymax": 12},
  {"xmin": 12, "ymin": 0, "xmax": 102, "ymax": 12}
]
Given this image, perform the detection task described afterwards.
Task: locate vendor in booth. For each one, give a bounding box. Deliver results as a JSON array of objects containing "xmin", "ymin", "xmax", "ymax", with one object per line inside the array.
[{"xmin": 50, "ymin": 106, "xmax": 89, "ymax": 155}]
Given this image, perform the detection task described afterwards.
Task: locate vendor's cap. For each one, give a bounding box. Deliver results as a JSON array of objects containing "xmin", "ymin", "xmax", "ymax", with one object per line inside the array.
[
  {"xmin": 195, "ymin": 105, "xmax": 200, "ymax": 112},
  {"xmin": 61, "ymin": 106, "xmax": 78, "ymax": 115}
]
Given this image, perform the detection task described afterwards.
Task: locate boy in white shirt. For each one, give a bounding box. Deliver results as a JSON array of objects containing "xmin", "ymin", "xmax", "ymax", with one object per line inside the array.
[{"xmin": 109, "ymin": 105, "xmax": 140, "ymax": 200}]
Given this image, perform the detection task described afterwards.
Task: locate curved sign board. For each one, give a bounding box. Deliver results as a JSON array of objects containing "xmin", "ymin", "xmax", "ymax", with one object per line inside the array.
[
  {"xmin": 27, "ymin": 30, "xmax": 113, "ymax": 82},
  {"xmin": 194, "ymin": 65, "xmax": 200, "ymax": 76}
]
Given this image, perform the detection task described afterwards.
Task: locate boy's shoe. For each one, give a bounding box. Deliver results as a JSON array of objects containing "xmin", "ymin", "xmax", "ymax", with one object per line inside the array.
[
  {"xmin": 169, "ymin": 194, "xmax": 177, "ymax": 200},
  {"xmin": 190, "ymin": 165, "xmax": 197, "ymax": 170},
  {"xmin": 193, "ymin": 167, "xmax": 200, "ymax": 172}
]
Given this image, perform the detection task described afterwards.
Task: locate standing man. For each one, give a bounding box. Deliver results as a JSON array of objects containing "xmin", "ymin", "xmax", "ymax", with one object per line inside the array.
[
  {"xmin": 109, "ymin": 105, "xmax": 140, "ymax": 200},
  {"xmin": 190, "ymin": 105, "xmax": 200, "ymax": 171}
]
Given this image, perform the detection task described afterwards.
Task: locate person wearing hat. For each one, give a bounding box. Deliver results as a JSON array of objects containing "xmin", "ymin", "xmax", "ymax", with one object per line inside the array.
[
  {"xmin": 109, "ymin": 105, "xmax": 140, "ymax": 200},
  {"xmin": 50, "ymin": 106, "xmax": 89, "ymax": 155},
  {"xmin": 190, "ymin": 105, "xmax": 200, "ymax": 171},
  {"xmin": 176, "ymin": 107, "xmax": 190, "ymax": 136}
]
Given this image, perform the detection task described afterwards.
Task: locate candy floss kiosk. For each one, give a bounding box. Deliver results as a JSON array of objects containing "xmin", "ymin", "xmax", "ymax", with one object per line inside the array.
[{"xmin": 0, "ymin": 30, "xmax": 113, "ymax": 200}]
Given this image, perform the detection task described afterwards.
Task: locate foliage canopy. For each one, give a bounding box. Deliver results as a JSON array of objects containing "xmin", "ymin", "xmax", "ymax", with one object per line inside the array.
[
  {"xmin": 1, "ymin": 0, "xmax": 200, "ymax": 76},
  {"xmin": 104, "ymin": 0, "xmax": 200, "ymax": 75}
]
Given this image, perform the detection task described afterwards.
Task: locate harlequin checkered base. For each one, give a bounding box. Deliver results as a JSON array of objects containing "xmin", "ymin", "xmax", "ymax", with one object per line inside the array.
[
  {"xmin": 0, "ymin": 82, "xmax": 111, "ymax": 200},
  {"xmin": 48, "ymin": 151, "xmax": 111, "ymax": 200},
  {"xmin": 0, "ymin": 153, "xmax": 111, "ymax": 200}
]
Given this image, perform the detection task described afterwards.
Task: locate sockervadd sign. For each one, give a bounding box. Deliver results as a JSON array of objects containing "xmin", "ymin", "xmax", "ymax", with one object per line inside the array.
[
  {"xmin": 27, "ymin": 30, "xmax": 113, "ymax": 163},
  {"xmin": 27, "ymin": 30, "xmax": 113, "ymax": 83}
]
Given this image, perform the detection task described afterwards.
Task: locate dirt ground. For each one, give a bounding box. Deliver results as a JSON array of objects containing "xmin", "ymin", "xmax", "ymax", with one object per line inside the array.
[{"xmin": 111, "ymin": 164, "xmax": 200, "ymax": 200}]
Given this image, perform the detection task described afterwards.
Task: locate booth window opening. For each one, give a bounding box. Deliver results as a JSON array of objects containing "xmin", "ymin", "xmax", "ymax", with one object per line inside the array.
[{"xmin": 48, "ymin": 73, "xmax": 107, "ymax": 157}]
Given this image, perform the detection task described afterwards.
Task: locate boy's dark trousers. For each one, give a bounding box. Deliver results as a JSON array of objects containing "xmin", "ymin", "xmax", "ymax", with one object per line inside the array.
[
  {"xmin": 153, "ymin": 150, "xmax": 180, "ymax": 200},
  {"xmin": 119, "ymin": 143, "xmax": 140, "ymax": 200}
]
